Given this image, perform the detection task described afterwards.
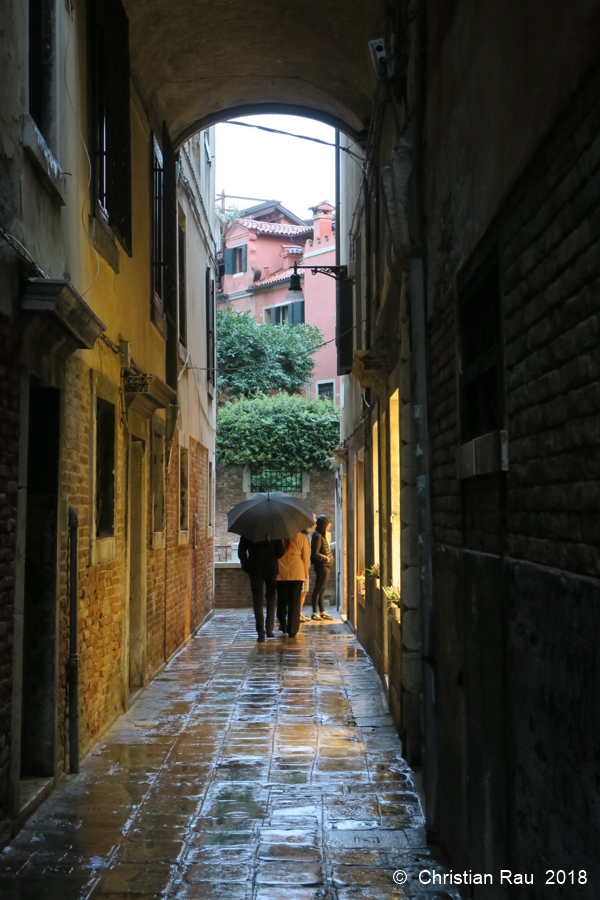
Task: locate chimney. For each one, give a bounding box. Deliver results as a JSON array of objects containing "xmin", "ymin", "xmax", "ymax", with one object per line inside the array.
[{"xmin": 310, "ymin": 201, "xmax": 334, "ymax": 242}]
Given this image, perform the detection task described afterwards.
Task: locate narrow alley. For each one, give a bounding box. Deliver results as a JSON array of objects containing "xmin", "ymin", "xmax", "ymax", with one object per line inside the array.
[{"xmin": 0, "ymin": 613, "xmax": 457, "ymax": 900}]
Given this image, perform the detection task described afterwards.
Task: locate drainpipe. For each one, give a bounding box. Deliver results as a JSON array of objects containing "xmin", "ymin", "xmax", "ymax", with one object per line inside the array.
[
  {"xmin": 68, "ymin": 506, "xmax": 80, "ymax": 774},
  {"xmin": 409, "ymin": 0, "xmax": 438, "ymax": 830}
]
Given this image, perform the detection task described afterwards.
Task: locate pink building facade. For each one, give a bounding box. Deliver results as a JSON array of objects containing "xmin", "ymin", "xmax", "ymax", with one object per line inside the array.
[{"xmin": 219, "ymin": 201, "xmax": 339, "ymax": 403}]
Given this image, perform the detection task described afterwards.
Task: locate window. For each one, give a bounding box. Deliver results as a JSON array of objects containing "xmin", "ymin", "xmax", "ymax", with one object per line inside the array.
[
  {"xmin": 224, "ymin": 244, "xmax": 247, "ymax": 275},
  {"xmin": 29, "ymin": 0, "xmax": 55, "ymax": 144},
  {"xmin": 95, "ymin": 398, "xmax": 115, "ymax": 538},
  {"xmin": 203, "ymin": 130, "xmax": 212, "ymax": 199},
  {"xmin": 90, "ymin": 0, "xmax": 132, "ymax": 253},
  {"xmin": 317, "ymin": 381, "xmax": 335, "ymax": 403},
  {"xmin": 208, "ymin": 461, "xmax": 213, "ymax": 532},
  {"xmin": 265, "ymin": 301, "xmax": 304, "ymax": 325},
  {"xmin": 458, "ymin": 258, "xmax": 503, "ymax": 442},
  {"xmin": 179, "ymin": 447, "xmax": 189, "ymax": 531},
  {"xmin": 152, "ymin": 137, "xmax": 164, "ymax": 309},
  {"xmin": 152, "ymin": 419, "xmax": 165, "ymax": 533},
  {"xmin": 178, "ymin": 210, "xmax": 187, "ymax": 345},
  {"xmin": 251, "ymin": 469, "xmax": 302, "ymax": 494},
  {"xmin": 205, "ymin": 267, "xmax": 216, "ymax": 387}
]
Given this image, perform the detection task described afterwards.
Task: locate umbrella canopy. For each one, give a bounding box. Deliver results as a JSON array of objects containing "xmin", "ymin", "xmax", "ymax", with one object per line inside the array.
[{"xmin": 227, "ymin": 491, "xmax": 314, "ymax": 542}]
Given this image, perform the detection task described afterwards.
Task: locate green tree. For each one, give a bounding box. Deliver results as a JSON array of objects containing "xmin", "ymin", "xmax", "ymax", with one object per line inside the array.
[
  {"xmin": 217, "ymin": 306, "xmax": 323, "ymax": 400},
  {"xmin": 216, "ymin": 392, "xmax": 340, "ymax": 472}
]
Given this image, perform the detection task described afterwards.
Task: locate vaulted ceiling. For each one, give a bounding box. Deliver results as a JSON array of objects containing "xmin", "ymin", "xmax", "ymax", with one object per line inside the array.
[{"xmin": 123, "ymin": 0, "xmax": 388, "ymax": 145}]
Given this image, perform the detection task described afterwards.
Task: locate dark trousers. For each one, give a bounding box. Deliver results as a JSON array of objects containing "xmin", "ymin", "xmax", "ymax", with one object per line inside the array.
[
  {"xmin": 276, "ymin": 581, "xmax": 302, "ymax": 637},
  {"xmin": 312, "ymin": 565, "xmax": 331, "ymax": 613},
  {"xmin": 248, "ymin": 572, "xmax": 278, "ymax": 636}
]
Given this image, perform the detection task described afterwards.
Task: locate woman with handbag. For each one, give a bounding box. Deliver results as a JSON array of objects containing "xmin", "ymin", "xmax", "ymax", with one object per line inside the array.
[{"xmin": 310, "ymin": 515, "xmax": 334, "ymax": 620}]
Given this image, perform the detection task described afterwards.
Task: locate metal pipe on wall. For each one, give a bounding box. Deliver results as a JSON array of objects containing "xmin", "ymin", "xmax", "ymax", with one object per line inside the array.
[
  {"xmin": 409, "ymin": 0, "xmax": 439, "ymax": 832},
  {"xmin": 68, "ymin": 506, "xmax": 80, "ymax": 774}
]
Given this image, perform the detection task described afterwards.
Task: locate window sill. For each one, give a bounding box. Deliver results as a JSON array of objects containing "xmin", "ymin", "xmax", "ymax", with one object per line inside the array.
[
  {"xmin": 89, "ymin": 214, "xmax": 120, "ymax": 274},
  {"xmin": 178, "ymin": 530, "xmax": 189, "ymax": 545},
  {"xmin": 90, "ymin": 536, "xmax": 116, "ymax": 565},
  {"xmin": 456, "ymin": 430, "xmax": 508, "ymax": 480},
  {"xmin": 151, "ymin": 531, "xmax": 165, "ymax": 550},
  {"xmin": 23, "ymin": 114, "xmax": 66, "ymax": 206}
]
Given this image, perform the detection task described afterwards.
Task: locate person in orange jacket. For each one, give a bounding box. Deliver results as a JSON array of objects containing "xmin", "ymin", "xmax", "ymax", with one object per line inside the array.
[{"xmin": 276, "ymin": 532, "xmax": 310, "ymax": 638}]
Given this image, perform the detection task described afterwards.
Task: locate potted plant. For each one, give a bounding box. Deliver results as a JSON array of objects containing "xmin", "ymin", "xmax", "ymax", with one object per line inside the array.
[{"xmin": 382, "ymin": 585, "xmax": 401, "ymax": 622}]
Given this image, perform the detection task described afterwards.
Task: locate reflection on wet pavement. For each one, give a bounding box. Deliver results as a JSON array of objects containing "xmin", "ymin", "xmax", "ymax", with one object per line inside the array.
[{"xmin": 0, "ymin": 611, "xmax": 458, "ymax": 899}]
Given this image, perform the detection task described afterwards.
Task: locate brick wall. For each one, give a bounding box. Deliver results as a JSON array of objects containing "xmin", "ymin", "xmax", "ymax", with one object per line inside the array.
[
  {"xmin": 427, "ymin": 60, "xmax": 600, "ymax": 882},
  {"xmin": 0, "ymin": 316, "xmax": 20, "ymax": 824},
  {"xmin": 429, "ymin": 64, "xmax": 600, "ymax": 573},
  {"xmin": 215, "ymin": 565, "xmax": 252, "ymax": 608},
  {"xmin": 501, "ymin": 65, "xmax": 600, "ymax": 577},
  {"xmin": 53, "ymin": 360, "xmax": 214, "ymax": 768}
]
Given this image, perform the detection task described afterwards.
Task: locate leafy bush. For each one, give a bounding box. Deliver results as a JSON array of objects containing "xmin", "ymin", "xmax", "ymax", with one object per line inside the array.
[
  {"xmin": 216, "ymin": 392, "xmax": 340, "ymax": 471},
  {"xmin": 217, "ymin": 306, "xmax": 323, "ymax": 400}
]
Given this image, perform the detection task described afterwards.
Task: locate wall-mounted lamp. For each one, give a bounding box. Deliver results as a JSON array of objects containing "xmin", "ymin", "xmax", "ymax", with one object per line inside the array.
[
  {"xmin": 285, "ymin": 261, "xmax": 351, "ymax": 303},
  {"xmin": 285, "ymin": 262, "xmax": 354, "ymax": 376}
]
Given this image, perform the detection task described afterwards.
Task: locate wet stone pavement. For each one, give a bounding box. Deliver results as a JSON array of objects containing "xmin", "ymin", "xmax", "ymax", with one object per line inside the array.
[{"xmin": 1, "ymin": 611, "xmax": 459, "ymax": 900}]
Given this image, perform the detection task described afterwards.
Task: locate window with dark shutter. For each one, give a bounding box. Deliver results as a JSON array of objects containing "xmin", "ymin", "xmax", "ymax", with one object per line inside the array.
[
  {"xmin": 29, "ymin": 0, "xmax": 55, "ymax": 145},
  {"xmin": 152, "ymin": 137, "xmax": 164, "ymax": 311},
  {"xmin": 91, "ymin": 0, "xmax": 132, "ymax": 253},
  {"xmin": 206, "ymin": 266, "xmax": 216, "ymax": 387},
  {"xmin": 458, "ymin": 257, "xmax": 503, "ymax": 442},
  {"xmin": 178, "ymin": 213, "xmax": 187, "ymax": 346},
  {"xmin": 224, "ymin": 247, "xmax": 235, "ymax": 275},
  {"xmin": 162, "ymin": 123, "xmax": 178, "ymax": 387},
  {"xmin": 336, "ymin": 270, "xmax": 353, "ymax": 375},
  {"xmin": 290, "ymin": 300, "xmax": 305, "ymax": 325}
]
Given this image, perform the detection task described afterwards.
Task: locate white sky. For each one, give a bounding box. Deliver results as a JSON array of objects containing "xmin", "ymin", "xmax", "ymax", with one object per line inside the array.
[{"xmin": 215, "ymin": 115, "xmax": 335, "ymax": 221}]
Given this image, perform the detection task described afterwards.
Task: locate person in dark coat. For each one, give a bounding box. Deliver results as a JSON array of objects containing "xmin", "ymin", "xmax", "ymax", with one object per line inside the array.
[
  {"xmin": 310, "ymin": 515, "xmax": 334, "ymax": 620},
  {"xmin": 238, "ymin": 536, "xmax": 285, "ymax": 641}
]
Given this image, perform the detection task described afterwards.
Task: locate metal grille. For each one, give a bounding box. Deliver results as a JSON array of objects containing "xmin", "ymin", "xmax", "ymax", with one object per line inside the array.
[{"xmin": 251, "ymin": 469, "xmax": 302, "ymax": 494}]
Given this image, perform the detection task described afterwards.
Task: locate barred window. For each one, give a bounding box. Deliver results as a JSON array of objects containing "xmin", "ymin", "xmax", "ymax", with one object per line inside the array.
[
  {"xmin": 317, "ymin": 381, "xmax": 335, "ymax": 402},
  {"xmin": 251, "ymin": 469, "xmax": 303, "ymax": 494}
]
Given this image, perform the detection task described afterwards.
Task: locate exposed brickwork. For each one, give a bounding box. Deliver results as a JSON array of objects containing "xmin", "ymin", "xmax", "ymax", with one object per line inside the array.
[
  {"xmin": 214, "ymin": 566, "xmax": 252, "ymax": 608},
  {"xmin": 53, "ymin": 361, "xmax": 214, "ymax": 771},
  {"xmin": 428, "ymin": 65, "xmax": 600, "ymax": 578},
  {"xmin": 0, "ymin": 316, "xmax": 20, "ymax": 823},
  {"xmin": 501, "ymin": 65, "xmax": 600, "ymax": 577}
]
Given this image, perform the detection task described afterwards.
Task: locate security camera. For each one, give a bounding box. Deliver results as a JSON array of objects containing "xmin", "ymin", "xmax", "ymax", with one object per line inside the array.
[{"xmin": 369, "ymin": 38, "xmax": 389, "ymax": 80}]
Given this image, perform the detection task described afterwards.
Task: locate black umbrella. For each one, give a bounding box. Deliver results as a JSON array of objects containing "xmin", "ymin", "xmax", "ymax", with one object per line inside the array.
[{"xmin": 227, "ymin": 491, "xmax": 314, "ymax": 542}]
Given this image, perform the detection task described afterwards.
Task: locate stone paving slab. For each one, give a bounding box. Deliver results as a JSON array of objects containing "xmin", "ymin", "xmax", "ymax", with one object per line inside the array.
[{"xmin": 1, "ymin": 611, "xmax": 459, "ymax": 900}]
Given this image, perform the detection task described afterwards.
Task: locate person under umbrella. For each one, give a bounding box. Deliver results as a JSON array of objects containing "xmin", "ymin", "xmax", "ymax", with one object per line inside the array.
[
  {"xmin": 227, "ymin": 492, "xmax": 314, "ymax": 641},
  {"xmin": 277, "ymin": 532, "xmax": 310, "ymax": 638},
  {"xmin": 238, "ymin": 536, "xmax": 285, "ymax": 642},
  {"xmin": 310, "ymin": 515, "xmax": 334, "ymax": 620}
]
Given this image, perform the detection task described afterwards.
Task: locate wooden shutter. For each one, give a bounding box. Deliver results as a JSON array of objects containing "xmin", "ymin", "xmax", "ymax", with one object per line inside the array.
[
  {"xmin": 291, "ymin": 300, "xmax": 305, "ymax": 325},
  {"xmin": 206, "ymin": 267, "xmax": 215, "ymax": 386},
  {"xmin": 224, "ymin": 247, "xmax": 235, "ymax": 275},
  {"xmin": 104, "ymin": 0, "xmax": 132, "ymax": 254},
  {"xmin": 336, "ymin": 271, "xmax": 353, "ymax": 374},
  {"xmin": 241, "ymin": 244, "xmax": 248, "ymax": 272}
]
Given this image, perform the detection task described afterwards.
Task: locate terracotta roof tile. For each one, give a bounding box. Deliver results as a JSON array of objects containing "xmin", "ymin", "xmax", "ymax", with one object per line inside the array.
[
  {"xmin": 253, "ymin": 266, "xmax": 303, "ymax": 288},
  {"xmin": 238, "ymin": 217, "xmax": 312, "ymax": 237}
]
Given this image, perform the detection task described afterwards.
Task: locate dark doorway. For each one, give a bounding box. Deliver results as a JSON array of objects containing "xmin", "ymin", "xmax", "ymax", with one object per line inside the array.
[{"xmin": 21, "ymin": 384, "xmax": 60, "ymax": 778}]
